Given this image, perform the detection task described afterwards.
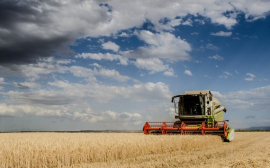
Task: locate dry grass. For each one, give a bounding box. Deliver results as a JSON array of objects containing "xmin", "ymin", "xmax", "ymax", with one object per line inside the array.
[{"xmin": 0, "ymin": 132, "xmax": 269, "ymax": 167}]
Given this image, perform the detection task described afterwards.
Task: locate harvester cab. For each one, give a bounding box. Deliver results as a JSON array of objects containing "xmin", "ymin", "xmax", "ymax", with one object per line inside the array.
[
  {"xmin": 143, "ymin": 90, "xmax": 235, "ymax": 142},
  {"xmin": 172, "ymin": 90, "xmax": 225, "ymax": 122}
]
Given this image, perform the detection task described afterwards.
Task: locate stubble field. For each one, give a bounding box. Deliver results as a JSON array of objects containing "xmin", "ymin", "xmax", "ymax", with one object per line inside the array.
[{"xmin": 0, "ymin": 132, "xmax": 269, "ymax": 168}]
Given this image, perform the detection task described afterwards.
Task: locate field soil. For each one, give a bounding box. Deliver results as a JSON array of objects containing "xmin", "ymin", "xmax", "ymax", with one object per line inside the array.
[{"xmin": 0, "ymin": 132, "xmax": 269, "ymax": 168}]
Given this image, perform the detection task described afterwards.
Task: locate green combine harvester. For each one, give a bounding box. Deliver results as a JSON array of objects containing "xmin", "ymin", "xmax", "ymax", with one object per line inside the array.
[{"xmin": 143, "ymin": 90, "xmax": 235, "ymax": 142}]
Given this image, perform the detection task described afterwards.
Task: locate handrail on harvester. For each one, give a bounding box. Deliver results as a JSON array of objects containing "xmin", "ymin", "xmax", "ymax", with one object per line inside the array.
[{"xmin": 143, "ymin": 121, "xmax": 228, "ymax": 137}]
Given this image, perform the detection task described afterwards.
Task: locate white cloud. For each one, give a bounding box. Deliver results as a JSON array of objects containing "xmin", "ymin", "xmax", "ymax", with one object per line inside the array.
[
  {"xmin": 204, "ymin": 75, "xmax": 212, "ymax": 79},
  {"xmin": 232, "ymin": 1, "xmax": 270, "ymax": 22},
  {"xmin": 191, "ymin": 32, "xmax": 199, "ymax": 35},
  {"xmin": 243, "ymin": 35, "xmax": 258, "ymax": 39},
  {"xmin": 1, "ymin": 57, "xmax": 131, "ymax": 84},
  {"xmin": 96, "ymin": 68, "xmax": 130, "ymax": 82},
  {"xmin": 97, "ymin": 38, "xmax": 105, "ymax": 44},
  {"xmin": 0, "ymin": 74, "xmax": 171, "ymax": 127},
  {"xmin": 2, "ymin": 1, "xmax": 270, "ymax": 65},
  {"xmin": 212, "ymin": 85, "xmax": 270, "ymax": 111},
  {"xmin": 76, "ymin": 53, "xmax": 128, "ymax": 65},
  {"xmin": 118, "ymin": 32, "xmax": 131, "ymax": 37},
  {"xmin": 88, "ymin": 111, "xmax": 142, "ymax": 125},
  {"xmin": 184, "ymin": 70, "xmax": 193, "ymax": 76},
  {"xmin": 206, "ymin": 43, "xmax": 219, "ymax": 50},
  {"xmin": 130, "ymin": 82, "xmax": 171, "ymax": 100},
  {"xmin": 247, "ymin": 15, "xmax": 266, "ymax": 22},
  {"xmin": 233, "ymin": 37, "xmax": 240, "ymax": 40},
  {"xmin": 245, "ymin": 73, "xmax": 256, "ymax": 81},
  {"xmin": 111, "ymin": 1, "xmax": 269, "ymax": 30},
  {"xmin": 0, "ymin": 103, "xmax": 142, "ymax": 125},
  {"xmin": 90, "ymin": 63, "xmax": 102, "ymax": 68},
  {"xmin": 14, "ymin": 82, "xmax": 40, "ymax": 89},
  {"xmin": 0, "ymin": 77, "xmax": 5, "ymax": 84},
  {"xmin": 211, "ymin": 31, "xmax": 232, "ymax": 36},
  {"xmin": 101, "ymin": 41, "xmax": 120, "ymax": 52},
  {"xmin": 169, "ymin": 18, "xmax": 182, "ymax": 27},
  {"xmin": 219, "ymin": 71, "xmax": 233, "ymax": 79},
  {"xmin": 0, "ymin": 57, "xmax": 69, "ymax": 78},
  {"xmin": 224, "ymin": 71, "xmax": 233, "ymax": 76},
  {"xmin": 2, "ymin": 80, "xmax": 171, "ymax": 109},
  {"xmin": 0, "ymin": 58, "xmax": 130, "ymax": 83},
  {"xmin": 208, "ymin": 55, "xmax": 224, "ymax": 60},
  {"xmin": 157, "ymin": 18, "xmax": 183, "ymax": 31},
  {"xmin": 164, "ymin": 68, "xmax": 176, "ymax": 77},
  {"xmin": 124, "ymin": 30, "xmax": 191, "ymax": 62},
  {"xmin": 0, "ymin": 103, "xmax": 78, "ymax": 118},
  {"xmin": 69, "ymin": 66, "xmax": 131, "ymax": 82},
  {"xmin": 182, "ymin": 18, "xmax": 193, "ymax": 26},
  {"xmin": 194, "ymin": 19, "xmax": 205, "ymax": 25},
  {"xmin": 133, "ymin": 58, "xmax": 169, "ymax": 74}
]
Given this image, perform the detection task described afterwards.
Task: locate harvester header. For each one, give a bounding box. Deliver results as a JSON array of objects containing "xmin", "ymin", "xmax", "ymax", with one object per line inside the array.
[{"xmin": 143, "ymin": 90, "xmax": 235, "ymax": 142}]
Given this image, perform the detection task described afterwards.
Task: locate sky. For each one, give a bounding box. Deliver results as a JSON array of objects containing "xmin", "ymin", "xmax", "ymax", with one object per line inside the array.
[{"xmin": 0, "ymin": 0, "xmax": 270, "ymax": 131}]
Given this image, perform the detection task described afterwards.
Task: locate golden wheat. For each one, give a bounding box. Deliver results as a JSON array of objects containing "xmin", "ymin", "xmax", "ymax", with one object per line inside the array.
[
  {"xmin": 0, "ymin": 132, "xmax": 269, "ymax": 168},
  {"xmin": 0, "ymin": 133, "xmax": 221, "ymax": 167}
]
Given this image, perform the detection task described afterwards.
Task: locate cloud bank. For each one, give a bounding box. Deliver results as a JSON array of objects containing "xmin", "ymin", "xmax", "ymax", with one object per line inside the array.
[{"xmin": 1, "ymin": 0, "xmax": 270, "ymax": 64}]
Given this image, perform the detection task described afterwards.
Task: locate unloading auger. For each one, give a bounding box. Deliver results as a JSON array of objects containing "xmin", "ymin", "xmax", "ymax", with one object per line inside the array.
[{"xmin": 143, "ymin": 90, "xmax": 235, "ymax": 142}]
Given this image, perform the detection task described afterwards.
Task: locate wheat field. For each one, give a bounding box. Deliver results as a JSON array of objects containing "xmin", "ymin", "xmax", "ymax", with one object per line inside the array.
[{"xmin": 0, "ymin": 132, "xmax": 269, "ymax": 168}]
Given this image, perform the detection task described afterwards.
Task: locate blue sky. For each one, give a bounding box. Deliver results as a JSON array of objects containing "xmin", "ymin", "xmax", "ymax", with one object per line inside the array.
[{"xmin": 0, "ymin": 0, "xmax": 270, "ymax": 131}]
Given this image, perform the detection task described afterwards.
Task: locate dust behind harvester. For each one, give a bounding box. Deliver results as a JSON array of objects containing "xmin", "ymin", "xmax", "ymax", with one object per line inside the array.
[{"xmin": 143, "ymin": 90, "xmax": 235, "ymax": 142}]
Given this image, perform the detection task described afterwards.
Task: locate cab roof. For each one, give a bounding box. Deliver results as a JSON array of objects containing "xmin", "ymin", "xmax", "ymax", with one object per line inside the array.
[
  {"xmin": 171, "ymin": 90, "xmax": 212, "ymax": 102},
  {"xmin": 184, "ymin": 90, "xmax": 212, "ymax": 95}
]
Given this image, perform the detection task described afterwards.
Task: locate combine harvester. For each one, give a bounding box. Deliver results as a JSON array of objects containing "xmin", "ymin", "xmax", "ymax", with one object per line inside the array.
[{"xmin": 143, "ymin": 90, "xmax": 235, "ymax": 142}]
